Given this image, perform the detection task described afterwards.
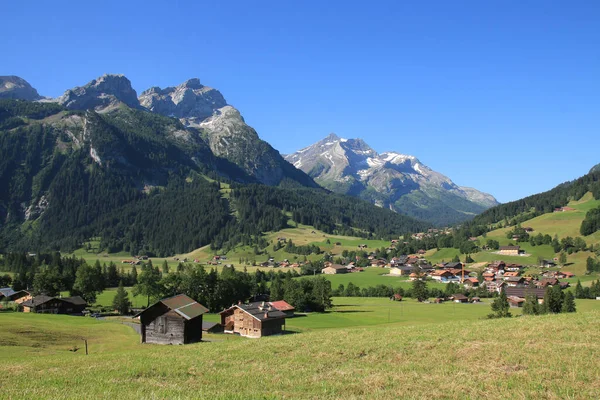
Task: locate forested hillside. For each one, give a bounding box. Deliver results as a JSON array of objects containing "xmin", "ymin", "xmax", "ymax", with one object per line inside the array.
[{"xmin": 0, "ymin": 99, "xmax": 428, "ymax": 256}]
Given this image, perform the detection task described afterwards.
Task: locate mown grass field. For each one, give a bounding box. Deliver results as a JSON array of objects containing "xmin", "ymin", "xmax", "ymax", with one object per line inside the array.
[{"xmin": 2, "ymin": 300, "xmax": 600, "ymax": 399}]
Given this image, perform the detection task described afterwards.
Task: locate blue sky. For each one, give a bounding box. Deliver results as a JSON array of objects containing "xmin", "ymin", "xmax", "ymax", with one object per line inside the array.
[{"xmin": 3, "ymin": 1, "xmax": 599, "ymax": 203}]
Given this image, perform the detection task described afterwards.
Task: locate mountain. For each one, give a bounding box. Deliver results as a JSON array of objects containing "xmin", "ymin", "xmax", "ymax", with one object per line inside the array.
[
  {"xmin": 57, "ymin": 74, "xmax": 141, "ymax": 111},
  {"xmin": 139, "ymin": 79, "xmax": 317, "ymax": 187},
  {"xmin": 285, "ymin": 133, "xmax": 499, "ymax": 225},
  {"xmin": 591, "ymin": 163, "xmax": 600, "ymax": 174},
  {"xmin": 0, "ymin": 76, "xmax": 428, "ymax": 255},
  {"xmin": 0, "ymin": 76, "xmax": 42, "ymax": 101}
]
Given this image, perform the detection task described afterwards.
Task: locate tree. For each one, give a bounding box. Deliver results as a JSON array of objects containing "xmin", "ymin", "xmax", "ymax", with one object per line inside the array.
[
  {"xmin": 575, "ymin": 280, "xmax": 586, "ymax": 299},
  {"xmin": 451, "ymin": 255, "xmax": 461, "ymax": 263},
  {"xmin": 32, "ymin": 266, "xmax": 63, "ymax": 296},
  {"xmin": 490, "ymin": 290, "xmax": 511, "ymax": 318},
  {"xmin": 311, "ymin": 276, "xmax": 332, "ymax": 311},
  {"xmin": 544, "ymin": 285, "xmax": 564, "ymax": 313},
  {"xmin": 561, "ymin": 291, "xmax": 576, "ymax": 313},
  {"xmin": 162, "ymin": 260, "xmax": 169, "ymax": 275},
  {"xmin": 133, "ymin": 264, "xmax": 163, "ymax": 306},
  {"xmin": 464, "ymin": 254, "xmax": 474, "ymax": 263},
  {"xmin": 522, "ymin": 293, "xmax": 540, "ymax": 315},
  {"xmin": 73, "ymin": 263, "xmax": 104, "ymax": 304},
  {"xmin": 559, "ymin": 252, "xmax": 567, "ymax": 267},
  {"xmin": 412, "ymin": 279, "xmax": 428, "ymax": 302},
  {"xmin": 112, "ymin": 281, "xmax": 131, "ymax": 315},
  {"xmin": 270, "ymin": 276, "xmax": 284, "ymax": 301}
]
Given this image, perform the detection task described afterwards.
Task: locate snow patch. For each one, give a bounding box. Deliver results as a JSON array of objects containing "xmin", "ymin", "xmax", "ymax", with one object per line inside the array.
[
  {"xmin": 340, "ymin": 138, "xmax": 348, "ymax": 142},
  {"xmin": 294, "ymin": 160, "xmax": 303, "ymax": 168},
  {"xmin": 89, "ymin": 146, "xmax": 102, "ymax": 166},
  {"xmin": 367, "ymin": 157, "xmax": 383, "ymax": 167}
]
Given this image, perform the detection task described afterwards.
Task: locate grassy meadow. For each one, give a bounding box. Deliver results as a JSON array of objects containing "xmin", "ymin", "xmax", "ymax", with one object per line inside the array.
[{"xmin": 2, "ymin": 300, "xmax": 600, "ymax": 399}]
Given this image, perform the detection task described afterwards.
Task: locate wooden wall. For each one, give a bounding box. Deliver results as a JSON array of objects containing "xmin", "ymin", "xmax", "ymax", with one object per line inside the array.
[{"xmin": 144, "ymin": 310, "xmax": 186, "ymax": 345}]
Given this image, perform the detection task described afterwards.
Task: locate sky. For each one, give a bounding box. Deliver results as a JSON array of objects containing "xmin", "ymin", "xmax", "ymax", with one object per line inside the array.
[{"xmin": 2, "ymin": 0, "xmax": 599, "ymax": 203}]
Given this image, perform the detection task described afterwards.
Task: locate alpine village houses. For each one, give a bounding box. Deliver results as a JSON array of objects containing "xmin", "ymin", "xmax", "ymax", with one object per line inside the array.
[{"xmin": 135, "ymin": 294, "xmax": 209, "ymax": 345}]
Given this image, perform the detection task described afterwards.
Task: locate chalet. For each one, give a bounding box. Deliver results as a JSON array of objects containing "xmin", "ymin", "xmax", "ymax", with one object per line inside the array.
[
  {"xmin": 463, "ymin": 278, "xmax": 479, "ymax": 288},
  {"xmin": 430, "ymin": 270, "xmax": 457, "ymax": 282},
  {"xmin": 220, "ymin": 301, "xmax": 287, "ymax": 338},
  {"xmin": 540, "ymin": 259, "xmax": 557, "ymax": 268},
  {"xmin": 444, "ymin": 262, "xmax": 463, "ymax": 270},
  {"xmin": 487, "ymin": 261, "xmax": 506, "ymax": 271},
  {"xmin": 0, "ymin": 288, "xmax": 31, "ymax": 304},
  {"xmin": 504, "ymin": 277, "xmax": 526, "ymax": 287},
  {"xmin": 322, "ymin": 264, "xmax": 348, "ymax": 274},
  {"xmin": 471, "ymin": 297, "xmax": 481, "ymax": 303},
  {"xmin": 523, "ymin": 227, "xmax": 534, "ymax": 232},
  {"xmin": 20, "ymin": 295, "xmax": 87, "ymax": 314},
  {"xmin": 505, "ymin": 287, "xmax": 546, "ymax": 304},
  {"xmin": 135, "ymin": 294, "xmax": 209, "ymax": 345},
  {"xmin": 502, "ymin": 271, "xmax": 521, "ymax": 278},
  {"xmin": 556, "ymin": 271, "xmax": 575, "ymax": 279},
  {"xmin": 450, "ymin": 294, "xmax": 468, "ymax": 303},
  {"xmin": 389, "ymin": 266, "xmax": 416, "ymax": 276},
  {"xmin": 505, "ymin": 263, "xmax": 524, "ymax": 272},
  {"xmin": 408, "ymin": 272, "xmax": 419, "ymax": 281},
  {"xmin": 507, "ymin": 296, "xmax": 525, "ymax": 308},
  {"xmin": 483, "ymin": 280, "xmax": 506, "ymax": 293},
  {"xmin": 269, "ymin": 300, "xmax": 295, "ymax": 317},
  {"xmin": 498, "ymin": 246, "xmax": 522, "ymax": 256},
  {"xmin": 537, "ymin": 278, "xmax": 559, "ymax": 288},
  {"xmin": 370, "ymin": 259, "xmax": 387, "ymax": 268}
]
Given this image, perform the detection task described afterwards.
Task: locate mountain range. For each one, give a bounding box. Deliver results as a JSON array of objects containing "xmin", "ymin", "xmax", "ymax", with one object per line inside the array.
[
  {"xmin": 0, "ymin": 74, "xmax": 427, "ymax": 255},
  {"xmin": 285, "ymin": 134, "xmax": 499, "ymax": 225}
]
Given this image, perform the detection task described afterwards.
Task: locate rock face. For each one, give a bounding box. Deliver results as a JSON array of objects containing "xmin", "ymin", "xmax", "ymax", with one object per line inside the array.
[
  {"xmin": 285, "ymin": 133, "xmax": 499, "ymax": 225},
  {"xmin": 58, "ymin": 74, "xmax": 141, "ymax": 111},
  {"xmin": 590, "ymin": 163, "xmax": 600, "ymax": 174},
  {"xmin": 140, "ymin": 79, "xmax": 318, "ymax": 188},
  {"xmin": 139, "ymin": 78, "xmax": 227, "ymax": 126},
  {"xmin": 0, "ymin": 76, "xmax": 42, "ymax": 100}
]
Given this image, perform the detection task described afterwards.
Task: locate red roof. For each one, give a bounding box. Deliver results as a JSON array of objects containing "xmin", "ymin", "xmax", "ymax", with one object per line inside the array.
[{"xmin": 269, "ymin": 300, "xmax": 295, "ymax": 312}]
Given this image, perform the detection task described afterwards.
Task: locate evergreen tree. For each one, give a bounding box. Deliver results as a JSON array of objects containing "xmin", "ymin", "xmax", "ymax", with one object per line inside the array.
[
  {"xmin": 162, "ymin": 260, "xmax": 169, "ymax": 275},
  {"xmin": 561, "ymin": 291, "xmax": 576, "ymax": 313},
  {"xmin": 559, "ymin": 252, "xmax": 567, "ymax": 267},
  {"xmin": 490, "ymin": 290, "xmax": 511, "ymax": 318},
  {"xmin": 575, "ymin": 280, "xmax": 585, "ymax": 299},
  {"xmin": 130, "ymin": 265, "xmax": 138, "ymax": 284},
  {"xmin": 270, "ymin": 276, "xmax": 284, "ymax": 301},
  {"xmin": 412, "ymin": 278, "xmax": 428, "ymax": 302},
  {"xmin": 112, "ymin": 281, "xmax": 131, "ymax": 315},
  {"xmin": 522, "ymin": 293, "xmax": 540, "ymax": 315}
]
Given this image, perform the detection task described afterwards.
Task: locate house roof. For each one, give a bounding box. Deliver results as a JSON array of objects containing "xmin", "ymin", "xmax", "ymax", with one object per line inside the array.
[
  {"xmin": 269, "ymin": 300, "xmax": 295, "ymax": 312},
  {"xmin": 136, "ymin": 294, "xmax": 208, "ymax": 320},
  {"xmin": 20, "ymin": 295, "xmax": 57, "ymax": 308},
  {"xmin": 505, "ymin": 287, "xmax": 546, "ymax": 299},
  {"xmin": 202, "ymin": 322, "xmax": 219, "ymax": 331},
  {"xmin": 451, "ymin": 294, "xmax": 468, "ymax": 300},
  {"xmin": 0, "ymin": 287, "xmax": 16, "ymax": 297},
  {"xmin": 500, "ymin": 246, "xmax": 520, "ymax": 251},
  {"xmin": 324, "ymin": 264, "xmax": 348, "ymax": 270},
  {"xmin": 63, "ymin": 296, "xmax": 87, "ymax": 306}
]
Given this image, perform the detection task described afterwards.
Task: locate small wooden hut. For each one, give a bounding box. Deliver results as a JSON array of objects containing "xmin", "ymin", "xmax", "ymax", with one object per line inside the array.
[{"xmin": 135, "ymin": 294, "xmax": 209, "ymax": 345}]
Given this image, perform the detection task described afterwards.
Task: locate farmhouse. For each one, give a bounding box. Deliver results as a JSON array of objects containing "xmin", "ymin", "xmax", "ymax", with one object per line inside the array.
[
  {"xmin": 20, "ymin": 295, "xmax": 87, "ymax": 314},
  {"xmin": 322, "ymin": 264, "xmax": 348, "ymax": 274},
  {"xmin": 430, "ymin": 270, "xmax": 457, "ymax": 282},
  {"xmin": 220, "ymin": 301, "xmax": 287, "ymax": 338},
  {"xmin": 135, "ymin": 294, "xmax": 209, "ymax": 345},
  {"xmin": 389, "ymin": 266, "xmax": 416, "ymax": 276},
  {"xmin": 540, "ymin": 259, "xmax": 557, "ymax": 268},
  {"xmin": 498, "ymin": 246, "xmax": 523, "ymax": 256},
  {"xmin": 505, "ymin": 287, "xmax": 546, "ymax": 305},
  {"xmin": 450, "ymin": 294, "xmax": 468, "ymax": 303},
  {"xmin": 0, "ymin": 288, "xmax": 31, "ymax": 304}
]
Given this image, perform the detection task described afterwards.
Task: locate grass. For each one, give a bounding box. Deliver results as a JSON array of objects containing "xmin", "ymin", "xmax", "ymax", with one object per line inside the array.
[{"xmin": 2, "ymin": 302, "xmax": 600, "ymax": 399}]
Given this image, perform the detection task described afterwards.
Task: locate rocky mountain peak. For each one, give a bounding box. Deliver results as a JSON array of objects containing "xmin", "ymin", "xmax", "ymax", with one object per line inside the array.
[
  {"xmin": 286, "ymin": 134, "xmax": 499, "ymax": 225},
  {"xmin": 138, "ymin": 78, "xmax": 227, "ymax": 125},
  {"xmin": 0, "ymin": 76, "xmax": 42, "ymax": 101},
  {"xmin": 58, "ymin": 74, "xmax": 140, "ymax": 111}
]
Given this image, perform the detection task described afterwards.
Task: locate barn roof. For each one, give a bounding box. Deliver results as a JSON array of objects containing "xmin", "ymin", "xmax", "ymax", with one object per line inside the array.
[
  {"xmin": 21, "ymin": 295, "xmax": 56, "ymax": 307},
  {"xmin": 135, "ymin": 294, "xmax": 208, "ymax": 320},
  {"xmin": 0, "ymin": 287, "xmax": 16, "ymax": 297}
]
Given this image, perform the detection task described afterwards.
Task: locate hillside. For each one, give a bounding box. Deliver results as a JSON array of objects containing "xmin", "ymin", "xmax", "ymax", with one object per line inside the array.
[
  {"xmin": 2, "ymin": 309, "xmax": 600, "ymax": 399},
  {"xmin": 285, "ymin": 133, "xmax": 498, "ymax": 226},
  {"xmin": 0, "ymin": 95, "xmax": 427, "ymax": 255}
]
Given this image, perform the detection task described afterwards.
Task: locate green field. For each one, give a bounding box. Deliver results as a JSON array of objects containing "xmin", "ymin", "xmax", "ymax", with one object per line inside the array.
[{"xmin": 2, "ymin": 299, "xmax": 600, "ymax": 399}]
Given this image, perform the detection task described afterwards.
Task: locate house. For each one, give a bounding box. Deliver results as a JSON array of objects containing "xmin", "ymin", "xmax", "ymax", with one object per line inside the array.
[
  {"xmin": 498, "ymin": 246, "xmax": 522, "ymax": 256},
  {"xmin": 430, "ymin": 270, "xmax": 457, "ymax": 282},
  {"xmin": 556, "ymin": 271, "xmax": 575, "ymax": 279},
  {"xmin": 537, "ymin": 278, "xmax": 559, "ymax": 288},
  {"xmin": 322, "ymin": 264, "xmax": 348, "ymax": 274},
  {"xmin": 471, "ymin": 297, "xmax": 481, "ymax": 303},
  {"xmin": 450, "ymin": 294, "xmax": 468, "ymax": 303},
  {"xmin": 20, "ymin": 295, "xmax": 87, "ymax": 314},
  {"xmin": 444, "ymin": 262, "xmax": 463, "ymax": 270},
  {"xmin": 483, "ymin": 280, "xmax": 506, "ymax": 293},
  {"xmin": 0, "ymin": 288, "xmax": 31, "ymax": 304},
  {"xmin": 269, "ymin": 300, "xmax": 295, "ymax": 317},
  {"xmin": 391, "ymin": 294, "xmax": 403, "ymax": 301},
  {"xmin": 389, "ymin": 266, "xmax": 416, "ymax": 276},
  {"xmin": 540, "ymin": 259, "xmax": 557, "ymax": 268},
  {"xmin": 507, "ymin": 296, "xmax": 526, "ymax": 308},
  {"xmin": 417, "ymin": 249, "xmax": 426, "ymax": 255},
  {"xmin": 220, "ymin": 301, "xmax": 287, "ymax": 338},
  {"xmin": 504, "ymin": 277, "xmax": 526, "ymax": 287},
  {"xmin": 504, "ymin": 263, "xmax": 523, "ymax": 272},
  {"xmin": 408, "ymin": 272, "xmax": 419, "ymax": 281},
  {"xmin": 502, "ymin": 271, "xmax": 521, "ymax": 278},
  {"xmin": 135, "ymin": 294, "xmax": 208, "ymax": 345},
  {"xmin": 463, "ymin": 278, "xmax": 479, "ymax": 288},
  {"xmin": 505, "ymin": 287, "xmax": 546, "ymax": 304}
]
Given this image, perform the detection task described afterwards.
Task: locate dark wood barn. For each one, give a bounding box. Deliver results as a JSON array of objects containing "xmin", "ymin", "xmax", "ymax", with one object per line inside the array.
[
  {"xmin": 135, "ymin": 294, "xmax": 209, "ymax": 345},
  {"xmin": 220, "ymin": 301, "xmax": 287, "ymax": 338}
]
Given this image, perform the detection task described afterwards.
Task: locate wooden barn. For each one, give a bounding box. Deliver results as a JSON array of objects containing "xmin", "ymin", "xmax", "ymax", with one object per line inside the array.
[
  {"xmin": 135, "ymin": 294, "xmax": 208, "ymax": 345},
  {"xmin": 220, "ymin": 301, "xmax": 287, "ymax": 338}
]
